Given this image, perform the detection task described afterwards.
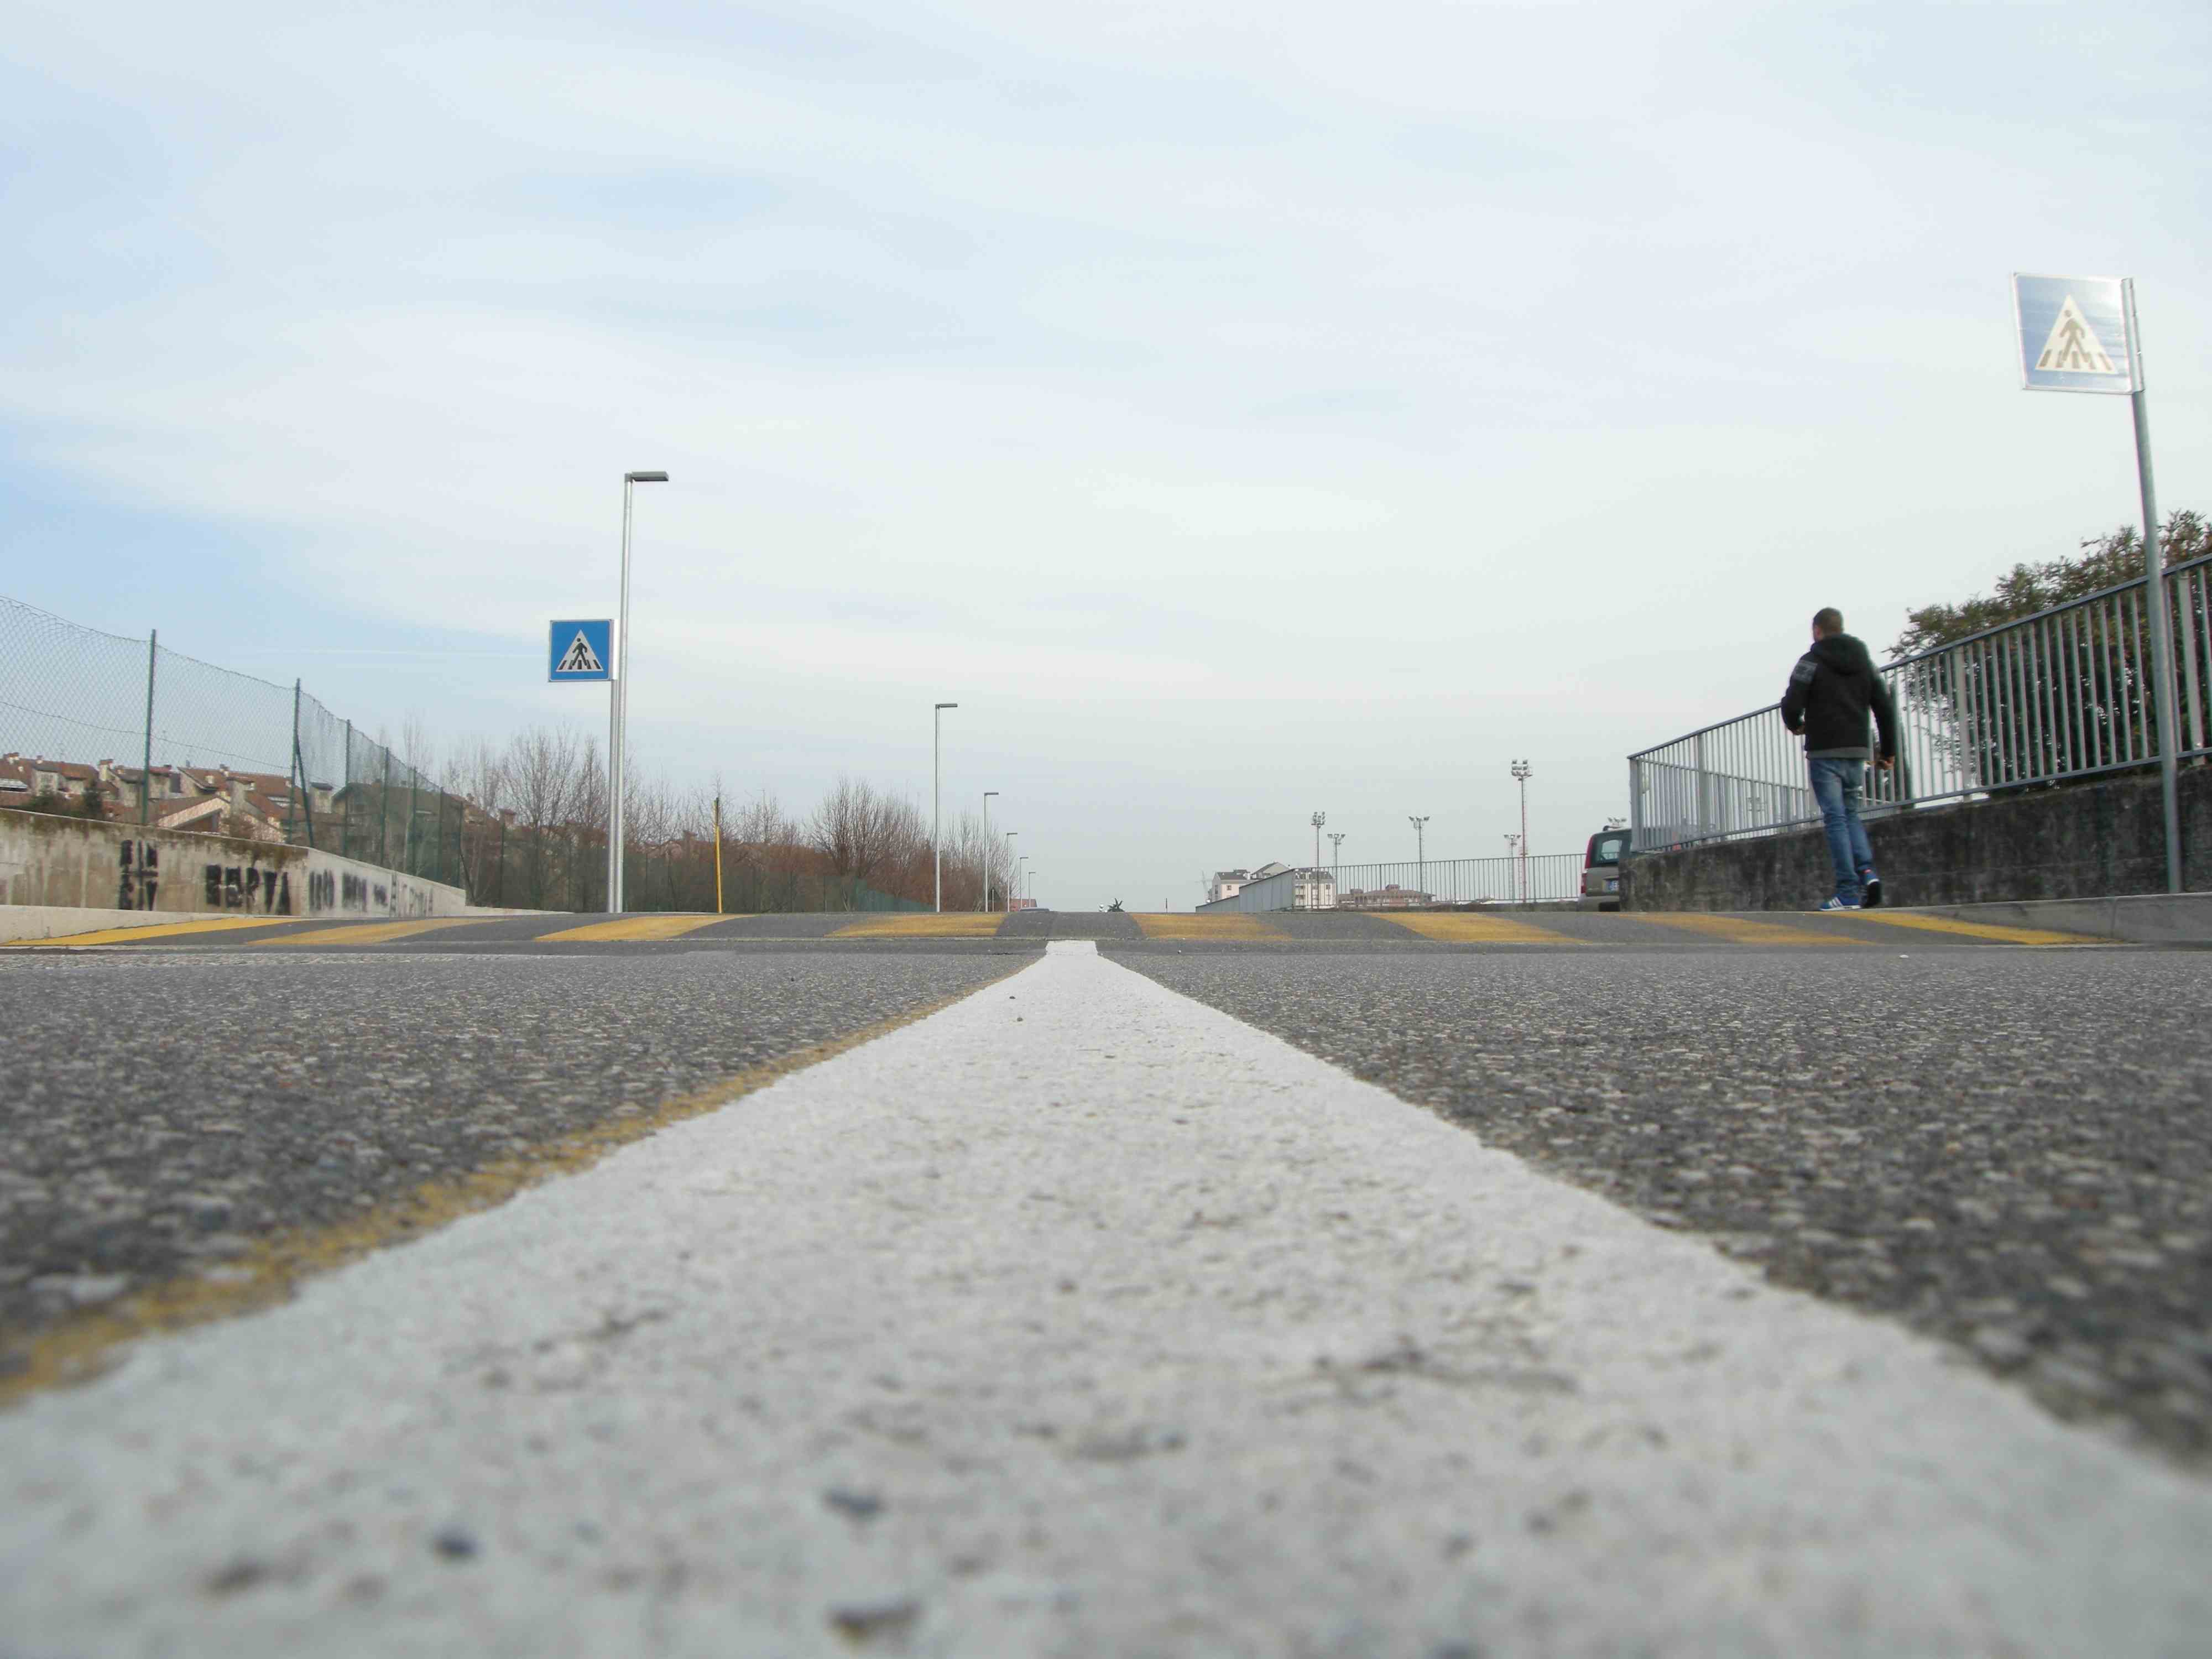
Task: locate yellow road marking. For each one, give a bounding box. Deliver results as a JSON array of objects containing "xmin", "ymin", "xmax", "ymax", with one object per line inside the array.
[
  {"xmin": 1130, "ymin": 913, "xmax": 1288, "ymax": 941},
  {"xmin": 1634, "ymin": 914, "xmax": 1870, "ymax": 947},
  {"xmin": 1375, "ymin": 912, "xmax": 1579, "ymax": 945},
  {"xmin": 256, "ymin": 919, "xmax": 493, "ymax": 947},
  {"xmin": 17, "ymin": 917, "xmax": 299, "ymax": 947},
  {"xmin": 537, "ymin": 914, "xmax": 750, "ymax": 942},
  {"xmin": 830, "ymin": 914, "xmax": 1005, "ymax": 938},
  {"xmin": 1853, "ymin": 912, "xmax": 2104, "ymax": 947}
]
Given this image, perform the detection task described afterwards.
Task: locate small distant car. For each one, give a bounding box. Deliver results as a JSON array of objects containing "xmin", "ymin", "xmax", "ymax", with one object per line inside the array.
[{"xmin": 1582, "ymin": 828, "xmax": 1627, "ymax": 909}]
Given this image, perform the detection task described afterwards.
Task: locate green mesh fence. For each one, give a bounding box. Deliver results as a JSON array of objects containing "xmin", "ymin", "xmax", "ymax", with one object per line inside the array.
[{"xmin": 1, "ymin": 594, "xmax": 931, "ymax": 913}]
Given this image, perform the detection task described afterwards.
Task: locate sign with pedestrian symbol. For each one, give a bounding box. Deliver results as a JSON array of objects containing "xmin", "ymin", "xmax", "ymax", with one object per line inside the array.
[
  {"xmin": 2012, "ymin": 274, "xmax": 2139, "ymax": 394},
  {"xmin": 549, "ymin": 619, "xmax": 613, "ymax": 683}
]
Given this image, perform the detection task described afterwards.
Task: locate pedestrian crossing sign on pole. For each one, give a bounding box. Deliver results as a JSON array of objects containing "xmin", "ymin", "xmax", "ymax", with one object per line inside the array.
[
  {"xmin": 2013, "ymin": 274, "xmax": 2140, "ymax": 394},
  {"xmin": 549, "ymin": 619, "xmax": 613, "ymax": 682}
]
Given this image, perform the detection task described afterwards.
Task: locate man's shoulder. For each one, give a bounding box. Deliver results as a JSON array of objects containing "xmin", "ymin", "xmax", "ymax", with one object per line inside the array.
[{"xmin": 1789, "ymin": 650, "xmax": 1820, "ymax": 685}]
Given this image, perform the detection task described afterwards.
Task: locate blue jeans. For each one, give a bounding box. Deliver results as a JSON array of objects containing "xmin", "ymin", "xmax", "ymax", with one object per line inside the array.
[{"xmin": 1807, "ymin": 757, "xmax": 1875, "ymax": 904}]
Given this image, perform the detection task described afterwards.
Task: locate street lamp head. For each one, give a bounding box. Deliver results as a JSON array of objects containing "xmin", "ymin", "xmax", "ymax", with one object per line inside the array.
[
  {"xmin": 984, "ymin": 790, "xmax": 999, "ymax": 799},
  {"xmin": 936, "ymin": 701, "xmax": 959, "ymax": 710},
  {"xmin": 625, "ymin": 470, "xmax": 670, "ymax": 483}
]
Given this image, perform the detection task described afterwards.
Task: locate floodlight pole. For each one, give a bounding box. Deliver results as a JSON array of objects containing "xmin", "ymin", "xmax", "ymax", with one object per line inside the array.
[
  {"xmin": 1511, "ymin": 759, "xmax": 1533, "ymax": 904},
  {"xmin": 1408, "ymin": 815, "xmax": 1429, "ymax": 901},
  {"xmin": 609, "ymin": 468, "xmax": 668, "ymax": 913}
]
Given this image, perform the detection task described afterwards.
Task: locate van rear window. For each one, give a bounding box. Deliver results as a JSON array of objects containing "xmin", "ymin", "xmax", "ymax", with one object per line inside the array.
[{"xmin": 1587, "ymin": 834, "xmax": 1626, "ymax": 865}]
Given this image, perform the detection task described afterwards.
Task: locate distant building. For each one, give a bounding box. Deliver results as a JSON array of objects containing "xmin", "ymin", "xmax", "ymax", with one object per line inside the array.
[{"xmin": 1198, "ymin": 863, "xmax": 1335, "ymax": 912}]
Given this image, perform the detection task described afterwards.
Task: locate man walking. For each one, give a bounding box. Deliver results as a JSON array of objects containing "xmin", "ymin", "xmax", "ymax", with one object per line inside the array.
[{"xmin": 1781, "ymin": 607, "xmax": 1898, "ymax": 911}]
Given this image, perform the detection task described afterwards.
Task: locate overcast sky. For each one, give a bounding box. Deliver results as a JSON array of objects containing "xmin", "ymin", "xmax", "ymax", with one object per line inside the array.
[{"xmin": 5, "ymin": 1, "xmax": 2207, "ymax": 910}]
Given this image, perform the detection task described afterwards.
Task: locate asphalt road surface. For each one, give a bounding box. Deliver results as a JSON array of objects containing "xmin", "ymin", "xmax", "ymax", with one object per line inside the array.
[{"xmin": 2, "ymin": 911, "xmax": 2207, "ymax": 1655}]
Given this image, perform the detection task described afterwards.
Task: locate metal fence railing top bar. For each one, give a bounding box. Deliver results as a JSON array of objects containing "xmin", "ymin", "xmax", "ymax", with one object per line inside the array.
[{"xmin": 1626, "ymin": 548, "xmax": 2212, "ymax": 855}]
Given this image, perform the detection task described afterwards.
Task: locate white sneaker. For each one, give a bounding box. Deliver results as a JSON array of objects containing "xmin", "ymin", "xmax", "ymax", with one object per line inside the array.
[{"xmin": 1814, "ymin": 896, "xmax": 1859, "ymax": 911}]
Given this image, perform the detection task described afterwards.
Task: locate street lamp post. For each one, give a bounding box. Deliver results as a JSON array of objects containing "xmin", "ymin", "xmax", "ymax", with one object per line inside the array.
[
  {"xmin": 1328, "ymin": 830, "xmax": 1345, "ymax": 899},
  {"xmin": 1408, "ymin": 815, "xmax": 1429, "ymax": 903},
  {"xmin": 608, "ymin": 468, "xmax": 668, "ymax": 914},
  {"xmin": 1310, "ymin": 811, "xmax": 1326, "ymax": 878},
  {"xmin": 1511, "ymin": 759, "xmax": 1532, "ymax": 905},
  {"xmin": 1015, "ymin": 854, "xmax": 1027, "ymax": 910},
  {"xmin": 933, "ymin": 702, "xmax": 958, "ymax": 912},
  {"xmin": 981, "ymin": 791, "xmax": 998, "ymax": 911}
]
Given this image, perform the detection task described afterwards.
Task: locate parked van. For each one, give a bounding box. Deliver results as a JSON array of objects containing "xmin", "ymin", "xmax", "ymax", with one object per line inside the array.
[{"xmin": 1582, "ymin": 828, "xmax": 1628, "ymax": 909}]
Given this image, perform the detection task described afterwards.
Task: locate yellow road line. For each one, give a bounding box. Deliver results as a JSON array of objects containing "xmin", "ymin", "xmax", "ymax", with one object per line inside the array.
[
  {"xmin": 1853, "ymin": 912, "xmax": 2104, "ymax": 947},
  {"xmin": 17, "ymin": 917, "xmax": 299, "ymax": 948},
  {"xmin": 1634, "ymin": 914, "xmax": 1871, "ymax": 947},
  {"xmin": 1130, "ymin": 913, "xmax": 1288, "ymax": 941},
  {"xmin": 1375, "ymin": 912, "xmax": 1579, "ymax": 945},
  {"xmin": 830, "ymin": 914, "xmax": 1005, "ymax": 938},
  {"xmin": 537, "ymin": 914, "xmax": 749, "ymax": 943},
  {"xmin": 255, "ymin": 918, "xmax": 494, "ymax": 947}
]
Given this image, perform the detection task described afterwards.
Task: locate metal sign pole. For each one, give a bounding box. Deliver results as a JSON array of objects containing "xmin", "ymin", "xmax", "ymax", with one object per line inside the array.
[{"xmin": 2125, "ymin": 283, "xmax": 2182, "ymax": 893}]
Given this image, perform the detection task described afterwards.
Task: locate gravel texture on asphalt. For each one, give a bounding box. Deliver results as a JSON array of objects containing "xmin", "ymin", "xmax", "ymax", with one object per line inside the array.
[
  {"xmin": 0, "ymin": 950, "xmax": 1018, "ymax": 1364},
  {"xmin": 1116, "ymin": 947, "xmax": 2212, "ymax": 1465}
]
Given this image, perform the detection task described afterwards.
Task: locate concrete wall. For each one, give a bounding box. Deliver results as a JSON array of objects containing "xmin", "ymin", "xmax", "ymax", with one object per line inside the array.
[
  {"xmin": 0, "ymin": 808, "xmax": 467, "ymax": 921},
  {"xmin": 1623, "ymin": 765, "xmax": 2212, "ymax": 912}
]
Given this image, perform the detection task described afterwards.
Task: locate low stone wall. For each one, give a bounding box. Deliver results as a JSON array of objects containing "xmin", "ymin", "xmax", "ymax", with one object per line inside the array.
[
  {"xmin": 0, "ymin": 808, "xmax": 467, "ymax": 921},
  {"xmin": 1623, "ymin": 765, "xmax": 2212, "ymax": 912}
]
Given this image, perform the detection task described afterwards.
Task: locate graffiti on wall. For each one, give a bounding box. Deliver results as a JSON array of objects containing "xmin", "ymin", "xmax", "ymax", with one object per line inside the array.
[
  {"xmin": 116, "ymin": 840, "xmax": 159, "ymax": 910},
  {"xmin": 201, "ymin": 863, "xmax": 294, "ymax": 914}
]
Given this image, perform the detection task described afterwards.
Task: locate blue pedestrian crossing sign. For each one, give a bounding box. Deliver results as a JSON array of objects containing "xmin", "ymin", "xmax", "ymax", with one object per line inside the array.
[
  {"xmin": 2013, "ymin": 274, "xmax": 2139, "ymax": 394},
  {"xmin": 549, "ymin": 619, "xmax": 613, "ymax": 683}
]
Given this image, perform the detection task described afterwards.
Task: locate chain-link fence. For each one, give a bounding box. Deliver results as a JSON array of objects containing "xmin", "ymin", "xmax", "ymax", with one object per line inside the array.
[
  {"xmin": 1, "ymin": 593, "xmax": 471, "ymax": 891},
  {"xmin": 2, "ymin": 594, "xmax": 934, "ymax": 914}
]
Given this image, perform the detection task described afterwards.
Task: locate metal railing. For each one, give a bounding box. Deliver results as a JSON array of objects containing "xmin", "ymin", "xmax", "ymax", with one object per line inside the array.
[
  {"xmin": 1629, "ymin": 549, "xmax": 2212, "ymax": 851},
  {"xmin": 1203, "ymin": 853, "xmax": 1585, "ymax": 912}
]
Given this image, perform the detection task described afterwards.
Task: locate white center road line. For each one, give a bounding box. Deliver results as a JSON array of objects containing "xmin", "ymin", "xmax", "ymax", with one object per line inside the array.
[{"xmin": 4, "ymin": 942, "xmax": 2205, "ymax": 1656}]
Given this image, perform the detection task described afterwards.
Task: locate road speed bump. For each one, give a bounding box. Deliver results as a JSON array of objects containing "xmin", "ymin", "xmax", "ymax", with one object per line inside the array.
[
  {"xmin": 17, "ymin": 917, "xmax": 300, "ymax": 947},
  {"xmin": 1375, "ymin": 913, "xmax": 1578, "ymax": 945},
  {"xmin": 1131, "ymin": 914, "xmax": 1288, "ymax": 941},
  {"xmin": 1634, "ymin": 914, "xmax": 1871, "ymax": 946},
  {"xmin": 255, "ymin": 919, "xmax": 497, "ymax": 947},
  {"xmin": 538, "ymin": 915, "xmax": 750, "ymax": 942},
  {"xmin": 830, "ymin": 914, "xmax": 1006, "ymax": 938},
  {"xmin": 1851, "ymin": 912, "xmax": 2104, "ymax": 947}
]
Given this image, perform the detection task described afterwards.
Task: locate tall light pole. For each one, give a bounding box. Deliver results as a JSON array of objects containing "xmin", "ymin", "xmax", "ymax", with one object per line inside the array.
[
  {"xmin": 1328, "ymin": 830, "xmax": 1345, "ymax": 896},
  {"xmin": 1505, "ymin": 832, "xmax": 1522, "ymax": 900},
  {"xmin": 1408, "ymin": 815, "xmax": 1429, "ymax": 901},
  {"xmin": 1004, "ymin": 831, "xmax": 1016, "ymax": 911},
  {"xmin": 980, "ymin": 790, "xmax": 998, "ymax": 911},
  {"xmin": 1015, "ymin": 854, "xmax": 1027, "ymax": 909},
  {"xmin": 1511, "ymin": 758, "xmax": 1532, "ymax": 905},
  {"xmin": 932, "ymin": 701, "xmax": 958, "ymax": 912},
  {"xmin": 608, "ymin": 468, "xmax": 668, "ymax": 913}
]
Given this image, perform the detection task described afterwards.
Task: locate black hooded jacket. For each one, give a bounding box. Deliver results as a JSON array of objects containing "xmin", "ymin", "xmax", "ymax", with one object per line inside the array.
[{"xmin": 1781, "ymin": 632, "xmax": 1898, "ymax": 760}]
